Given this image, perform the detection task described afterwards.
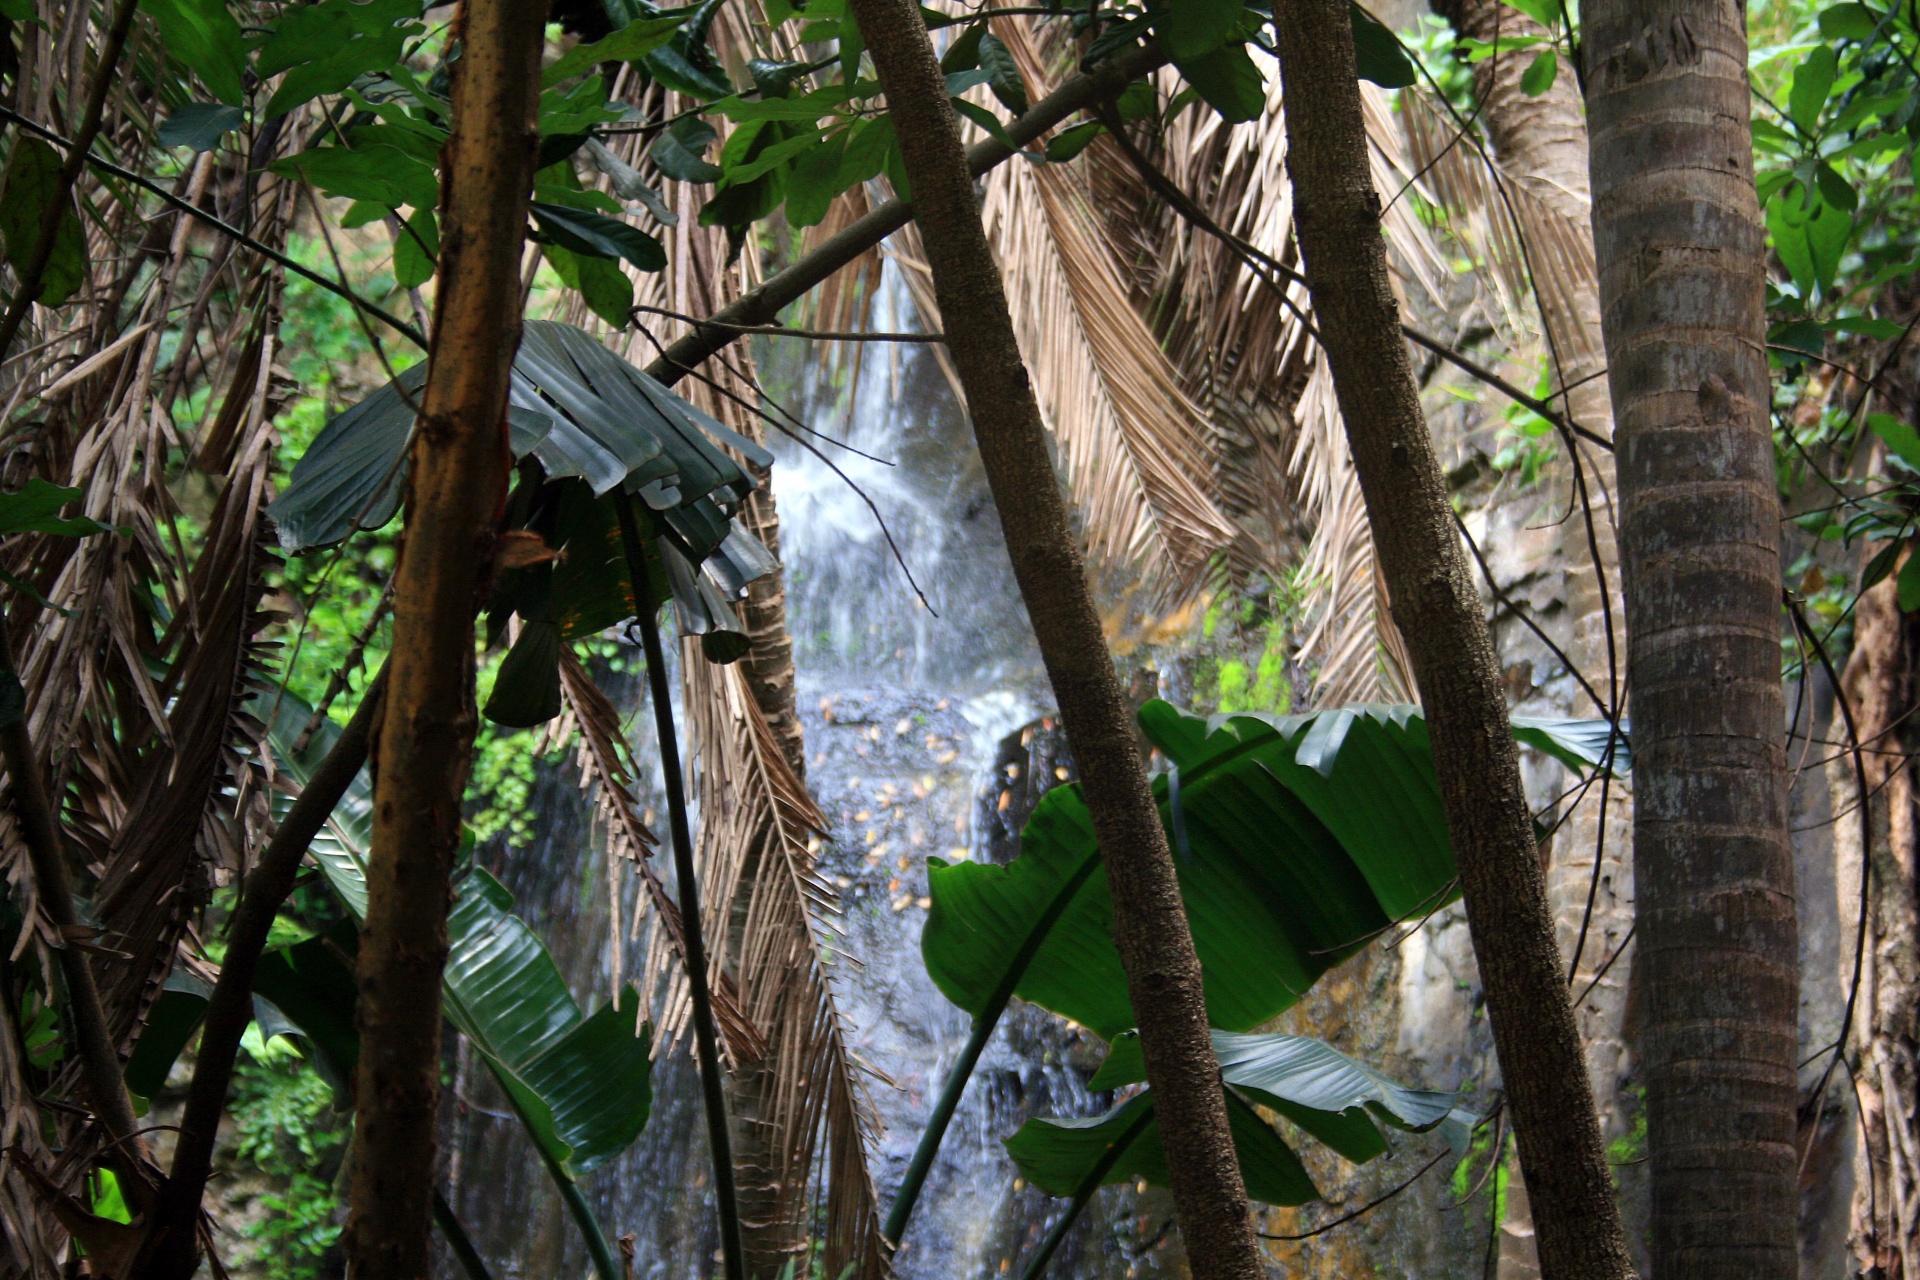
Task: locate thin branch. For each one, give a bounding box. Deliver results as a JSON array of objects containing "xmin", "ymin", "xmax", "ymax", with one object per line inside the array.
[{"xmin": 630, "ymin": 302, "xmax": 942, "ymax": 343}]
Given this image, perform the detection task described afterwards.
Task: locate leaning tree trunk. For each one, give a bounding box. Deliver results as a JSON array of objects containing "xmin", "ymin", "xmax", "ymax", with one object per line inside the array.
[
  {"xmin": 348, "ymin": 4, "xmax": 546, "ymax": 1277},
  {"xmin": 1425, "ymin": 1, "xmax": 1636, "ymax": 1270},
  {"xmin": 839, "ymin": 3, "xmax": 1266, "ymax": 1278},
  {"xmin": 1271, "ymin": 0, "xmax": 1636, "ymax": 1277},
  {"xmin": 1833, "ymin": 546, "xmax": 1920, "ymax": 1277},
  {"xmin": 1583, "ymin": 2, "xmax": 1798, "ymax": 1276}
]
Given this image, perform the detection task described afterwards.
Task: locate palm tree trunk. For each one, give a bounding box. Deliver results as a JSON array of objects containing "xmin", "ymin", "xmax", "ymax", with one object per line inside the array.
[
  {"xmin": 1582, "ymin": 2, "xmax": 1798, "ymax": 1276},
  {"xmin": 347, "ymin": 5, "xmax": 546, "ymax": 1277},
  {"xmin": 838, "ymin": 5, "xmax": 1264, "ymax": 1278},
  {"xmin": 1271, "ymin": 0, "xmax": 1635, "ymax": 1276},
  {"xmin": 1834, "ymin": 560, "xmax": 1920, "ymax": 1277}
]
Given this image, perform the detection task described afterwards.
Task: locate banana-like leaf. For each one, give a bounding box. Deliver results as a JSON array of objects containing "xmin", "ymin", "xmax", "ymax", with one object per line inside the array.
[
  {"xmin": 925, "ymin": 701, "xmax": 1625, "ymax": 1044},
  {"xmin": 1004, "ymin": 1089, "xmax": 1317, "ymax": 1207},
  {"xmin": 258, "ymin": 686, "xmax": 653, "ymax": 1177},
  {"xmin": 1089, "ymin": 1028, "xmax": 1467, "ymax": 1165}
]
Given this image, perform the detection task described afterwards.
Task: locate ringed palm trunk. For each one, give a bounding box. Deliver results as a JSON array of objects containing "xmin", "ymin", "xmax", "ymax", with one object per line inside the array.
[
  {"xmin": 348, "ymin": 4, "xmax": 547, "ymax": 1276},
  {"xmin": 1583, "ymin": 2, "xmax": 1798, "ymax": 1275},
  {"xmin": 1271, "ymin": 0, "xmax": 1636, "ymax": 1275},
  {"xmin": 1427, "ymin": 1, "xmax": 1636, "ymax": 1269},
  {"xmin": 838, "ymin": 3, "xmax": 1267, "ymax": 1277}
]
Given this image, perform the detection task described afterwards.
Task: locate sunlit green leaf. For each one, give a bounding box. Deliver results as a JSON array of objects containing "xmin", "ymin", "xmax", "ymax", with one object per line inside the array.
[
  {"xmin": 1519, "ymin": 48, "xmax": 1557, "ymax": 95},
  {"xmin": 1788, "ymin": 44, "xmax": 1838, "ymax": 132}
]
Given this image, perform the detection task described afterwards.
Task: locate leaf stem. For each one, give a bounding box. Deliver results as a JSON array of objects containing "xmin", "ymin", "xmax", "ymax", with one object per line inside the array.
[
  {"xmin": 434, "ymin": 1187, "xmax": 499, "ymax": 1280},
  {"xmin": 613, "ymin": 490, "xmax": 747, "ymax": 1280}
]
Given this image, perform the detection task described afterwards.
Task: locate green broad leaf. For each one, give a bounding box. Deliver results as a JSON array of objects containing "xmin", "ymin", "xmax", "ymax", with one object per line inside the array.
[
  {"xmin": 1788, "ymin": 44, "xmax": 1838, "ymax": 132},
  {"xmin": 784, "ymin": 130, "xmax": 850, "ymax": 228},
  {"xmin": 1519, "ymin": 48, "xmax": 1557, "ymax": 95},
  {"xmin": 141, "ymin": 0, "xmax": 247, "ymax": 106},
  {"xmin": 0, "ymin": 140, "xmax": 86, "ymax": 308},
  {"xmin": 1768, "ymin": 188, "xmax": 1852, "ymax": 298},
  {"xmin": 699, "ymin": 121, "xmax": 792, "ymax": 229},
  {"xmin": 837, "ymin": 116, "xmax": 895, "ymax": 190},
  {"xmin": 1831, "ymin": 315, "xmax": 1905, "ymax": 339},
  {"xmin": 340, "ymin": 200, "xmax": 385, "ymax": 229},
  {"xmin": 1116, "ymin": 80, "xmax": 1158, "ymax": 121},
  {"xmin": 1175, "ymin": 42, "xmax": 1265, "ymax": 122},
  {"xmin": 940, "ymin": 21, "xmax": 987, "ymax": 73},
  {"xmin": 1897, "ymin": 548, "xmax": 1920, "ymax": 612},
  {"xmin": 157, "ymin": 102, "xmax": 244, "ymax": 151},
  {"xmin": 256, "ymin": 0, "xmax": 422, "ymax": 118},
  {"xmin": 0, "ymin": 479, "xmax": 120, "ymax": 538},
  {"xmin": 1045, "ymin": 120, "xmax": 1105, "ymax": 163},
  {"xmin": 392, "ymin": 210, "xmax": 438, "ymax": 289},
  {"xmin": 250, "ymin": 924, "xmax": 362, "ymax": 1104},
  {"xmin": 723, "ymin": 127, "xmax": 829, "ymax": 184},
  {"xmin": 261, "ymin": 688, "xmax": 653, "ymax": 1174},
  {"xmin": 952, "ymin": 99, "xmax": 1015, "ymax": 149},
  {"xmin": 1770, "ymin": 317, "xmax": 1827, "ymax": 360},
  {"xmin": 1819, "ymin": 2, "xmax": 1882, "ymax": 40},
  {"xmin": 538, "ymin": 75, "xmax": 628, "ymax": 138},
  {"xmin": 978, "ymin": 32, "xmax": 1030, "ymax": 115},
  {"xmin": 1090, "ymin": 1028, "xmax": 1460, "ymax": 1164},
  {"xmin": 484, "ymin": 620, "xmax": 564, "ymax": 727},
  {"xmin": 531, "ymin": 202, "xmax": 666, "ymax": 272},
  {"xmin": 123, "ymin": 970, "xmax": 212, "ymax": 1099},
  {"xmin": 652, "ymin": 117, "xmax": 724, "ymax": 184},
  {"xmin": 543, "ymin": 16, "xmax": 685, "ymax": 85},
  {"xmin": 1816, "ymin": 160, "xmax": 1858, "ymax": 213},
  {"xmin": 544, "ymin": 243, "xmax": 636, "ymax": 327},
  {"xmin": 712, "ymin": 85, "xmax": 856, "ymax": 123},
  {"xmin": 1510, "ymin": 715, "xmax": 1630, "ymax": 776},
  {"xmin": 1005, "ymin": 1090, "xmax": 1318, "ymax": 1206},
  {"xmin": 1860, "ymin": 539, "xmax": 1902, "ymax": 593},
  {"xmin": 1870, "ymin": 413, "xmax": 1920, "ymax": 470},
  {"xmin": 1350, "ymin": 3, "xmax": 1417, "ymax": 89},
  {"xmin": 1161, "ymin": 0, "xmax": 1245, "ymax": 60},
  {"xmin": 1500, "ymin": 0, "xmax": 1563, "ymax": 26},
  {"xmin": 273, "ymin": 144, "xmax": 440, "ymax": 213},
  {"xmin": 748, "ymin": 57, "xmax": 810, "ymax": 97},
  {"xmin": 0, "ymin": 0, "xmax": 32, "ymax": 18}
]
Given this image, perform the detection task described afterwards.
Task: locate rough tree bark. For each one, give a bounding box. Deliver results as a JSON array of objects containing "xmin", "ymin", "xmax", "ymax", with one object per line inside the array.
[
  {"xmin": 1271, "ymin": 0, "xmax": 1636, "ymax": 1277},
  {"xmin": 1583, "ymin": 0, "xmax": 1799, "ymax": 1275},
  {"xmin": 839, "ymin": 4, "xmax": 1265, "ymax": 1277},
  {"xmin": 347, "ymin": 4, "xmax": 547, "ymax": 1277},
  {"xmin": 1424, "ymin": 1, "xmax": 1636, "ymax": 1270},
  {"xmin": 1834, "ymin": 560, "xmax": 1919, "ymax": 1277}
]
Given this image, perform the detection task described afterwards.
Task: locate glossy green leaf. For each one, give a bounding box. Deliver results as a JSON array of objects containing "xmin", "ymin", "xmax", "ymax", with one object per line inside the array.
[
  {"xmin": 531, "ymin": 202, "xmax": 666, "ymax": 272},
  {"xmin": 978, "ymin": 32, "xmax": 1030, "ymax": 115},
  {"xmin": 784, "ymin": 130, "xmax": 850, "ymax": 228},
  {"xmin": 124, "ymin": 971, "xmax": 212, "ymax": 1099},
  {"xmin": 1519, "ymin": 48, "xmax": 1557, "ymax": 95},
  {"xmin": 157, "ymin": 102, "xmax": 244, "ymax": 151},
  {"xmin": 256, "ymin": 0, "xmax": 423, "ymax": 118},
  {"xmin": 484, "ymin": 620, "xmax": 564, "ymax": 727},
  {"xmin": 1500, "ymin": 0, "xmax": 1563, "ymax": 27},
  {"xmin": 1350, "ymin": 3, "xmax": 1417, "ymax": 89},
  {"xmin": 1818, "ymin": 2, "xmax": 1881, "ymax": 40},
  {"xmin": 141, "ymin": 0, "xmax": 247, "ymax": 105},
  {"xmin": 392, "ymin": 209, "xmax": 438, "ymax": 288},
  {"xmin": 1161, "ymin": 0, "xmax": 1244, "ymax": 59},
  {"xmin": 1005, "ymin": 1089, "xmax": 1317, "ymax": 1206},
  {"xmin": 952, "ymin": 99, "xmax": 1015, "ymax": 148},
  {"xmin": 1871, "ymin": 413, "xmax": 1920, "ymax": 470},
  {"xmin": 940, "ymin": 21, "xmax": 986, "ymax": 73},
  {"xmin": 651, "ymin": 117, "xmax": 724, "ymax": 183},
  {"xmin": 1175, "ymin": 42, "xmax": 1265, "ymax": 122},
  {"xmin": 1045, "ymin": 120, "xmax": 1105, "ymax": 162},
  {"xmin": 543, "ymin": 16, "xmax": 685, "ymax": 85},
  {"xmin": 1509, "ymin": 714, "xmax": 1630, "ymax": 775},
  {"xmin": 272, "ymin": 144, "xmax": 440, "ymax": 212},
  {"xmin": 1789, "ymin": 44, "xmax": 1838, "ymax": 132},
  {"xmin": 0, "ymin": 479, "xmax": 120, "ymax": 538},
  {"xmin": 0, "ymin": 140, "xmax": 86, "ymax": 307}
]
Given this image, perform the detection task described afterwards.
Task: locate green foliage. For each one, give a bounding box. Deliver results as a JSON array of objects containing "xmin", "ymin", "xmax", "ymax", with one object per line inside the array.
[
  {"xmin": 140, "ymin": 0, "xmax": 247, "ymax": 106},
  {"xmin": 228, "ymin": 1030, "xmax": 348, "ymax": 1280},
  {"xmin": 0, "ymin": 139, "xmax": 86, "ymax": 307}
]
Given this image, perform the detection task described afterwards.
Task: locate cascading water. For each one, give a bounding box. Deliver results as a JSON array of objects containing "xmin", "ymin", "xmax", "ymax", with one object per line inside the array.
[
  {"xmin": 437, "ymin": 264, "xmax": 1494, "ymax": 1280},
  {"xmin": 439, "ymin": 264, "xmax": 1178, "ymax": 1280}
]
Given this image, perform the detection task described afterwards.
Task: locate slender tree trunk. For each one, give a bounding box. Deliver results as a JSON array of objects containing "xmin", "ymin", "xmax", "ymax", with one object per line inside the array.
[
  {"xmin": 1271, "ymin": 1, "xmax": 1635, "ymax": 1277},
  {"xmin": 839, "ymin": 6, "xmax": 1264, "ymax": 1278},
  {"xmin": 1835, "ymin": 561, "xmax": 1920, "ymax": 1277},
  {"xmin": 348, "ymin": 5, "xmax": 546, "ymax": 1277},
  {"xmin": 1583, "ymin": 2, "xmax": 1798, "ymax": 1276},
  {"xmin": 1425, "ymin": 2, "xmax": 1638, "ymax": 1270}
]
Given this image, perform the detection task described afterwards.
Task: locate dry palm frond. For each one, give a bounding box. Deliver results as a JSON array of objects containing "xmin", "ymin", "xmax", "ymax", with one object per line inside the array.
[
  {"xmin": 683, "ymin": 652, "xmax": 887, "ymax": 1280},
  {"xmin": 557, "ymin": 649, "xmax": 766, "ymax": 1060}
]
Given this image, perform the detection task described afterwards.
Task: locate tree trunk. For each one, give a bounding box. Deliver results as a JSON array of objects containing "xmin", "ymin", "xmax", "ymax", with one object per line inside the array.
[
  {"xmin": 1271, "ymin": 1, "xmax": 1636, "ymax": 1277},
  {"xmin": 838, "ymin": 6, "xmax": 1264, "ymax": 1278},
  {"xmin": 1582, "ymin": 2, "xmax": 1798, "ymax": 1276},
  {"xmin": 347, "ymin": 4, "xmax": 546, "ymax": 1277},
  {"xmin": 1425, "ymin": 1, "xmax": 1637, "ymax": 1269},
  {"xmin": 1834, "ymin": 561, "xmax": 1920, "ymax": 1277}
]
